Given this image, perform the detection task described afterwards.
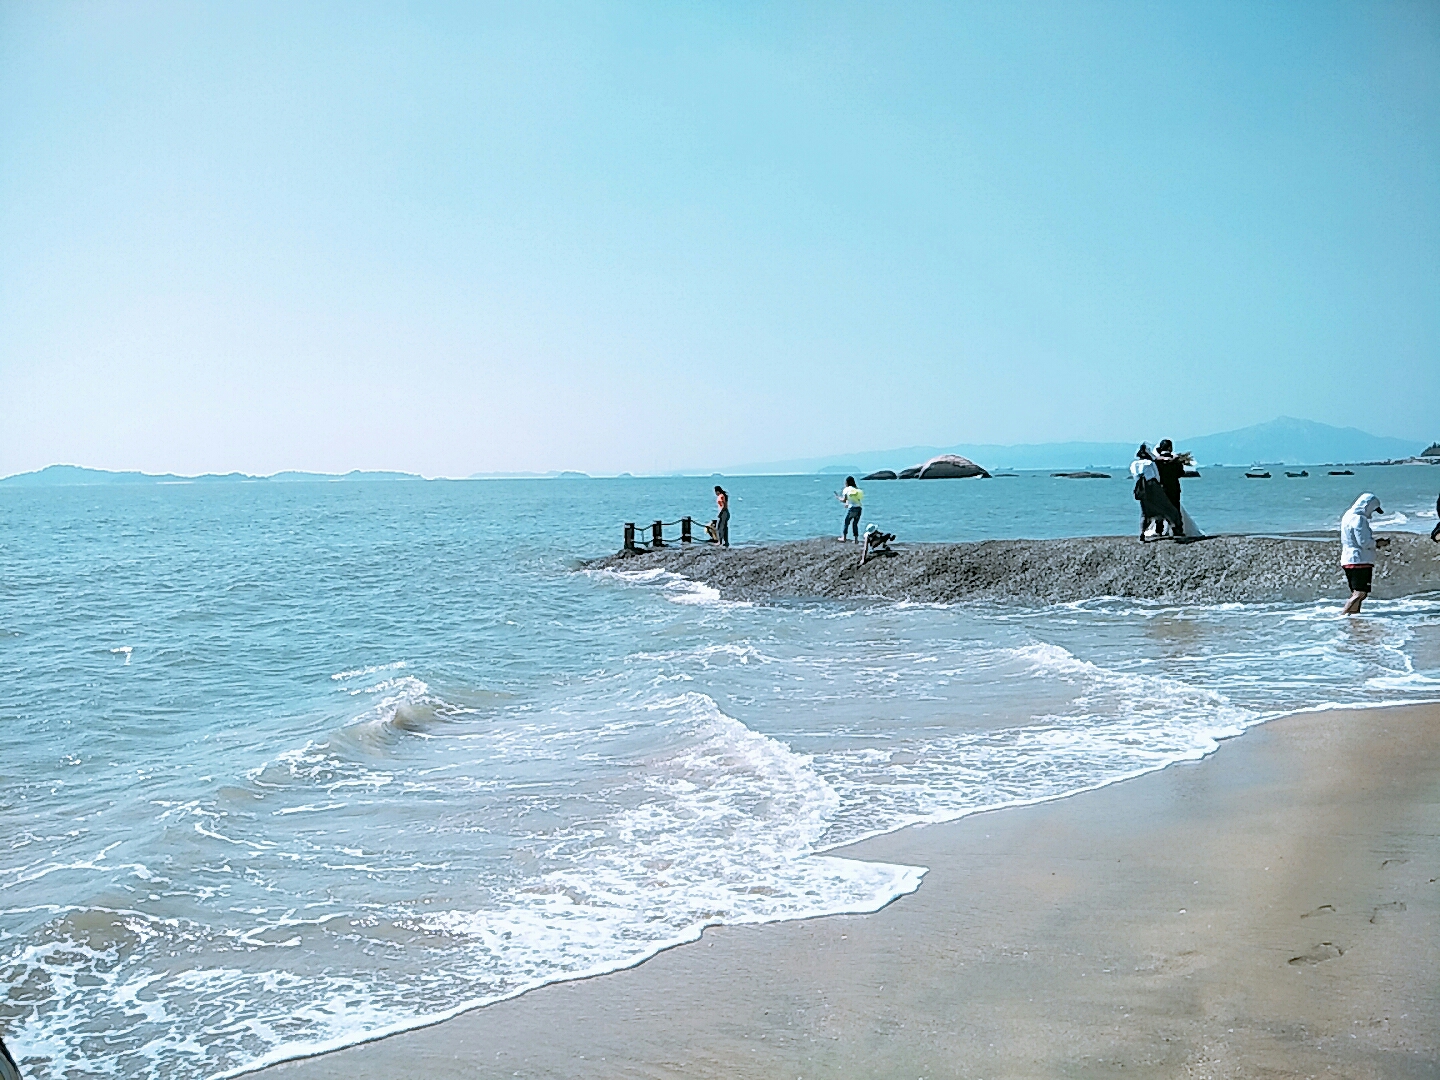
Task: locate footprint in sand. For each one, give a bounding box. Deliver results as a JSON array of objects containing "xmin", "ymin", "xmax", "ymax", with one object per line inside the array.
[
  {"xmin": 1369, "ymin": 902, "xmax": 1406, "ymax": 924},
  {"xmin": 1300, "ymin": 904, "xmax": 1335, "ymax": 919},
  {"xmin": 1288, "ymin": 942, "xmax": 1344, "ymax": 966},
  {"xmin": 1134, "ymin": 950, "xmax": 1200, "ymax": 978}
]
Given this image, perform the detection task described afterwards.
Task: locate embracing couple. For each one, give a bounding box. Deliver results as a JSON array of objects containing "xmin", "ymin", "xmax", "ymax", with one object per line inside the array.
[{"xmin": 1130, "ymin": 440, "xmax": 1189, "ymax": 542}]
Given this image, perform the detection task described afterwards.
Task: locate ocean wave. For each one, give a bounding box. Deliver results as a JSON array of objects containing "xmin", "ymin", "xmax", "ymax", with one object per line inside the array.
[
  {"xmin": 582, "ymin": 565, "xmax": 750, "ymax": 608},
  {"xmin": 324, "ymin": 675, "xmax": 486, "ymax": 753},
  {"xmin": 628, "ymin": 641, "xmax": 777, "ymax": 667},
  {"xmin": 802, "ymin": 638, "xmax": 1256, "ymax": 847},
  {"xmin": 330, "ymin": 660, "xmax": 408, "ymax": 681},
  {"xmin": 4, "ymin": 690, "xmax": 927, "ymax": 1080}
]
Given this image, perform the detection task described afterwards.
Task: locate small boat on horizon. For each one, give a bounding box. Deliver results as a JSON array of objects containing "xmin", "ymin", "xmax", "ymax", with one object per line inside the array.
[
  {"xmin": 1329, "ymin": 469, "xmax": 1355, "ymax": 476},
  {"xmin": 1245, "ymin": 470, "xmax": 1272, "ymax": 479},
  {"xmin": 1285, "ymin": 470, "xmax": 1309, "ymax": 478}
]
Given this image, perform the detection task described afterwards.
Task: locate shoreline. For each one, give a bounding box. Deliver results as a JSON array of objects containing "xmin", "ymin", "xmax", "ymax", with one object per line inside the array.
[
  {"xmin": 589, "ymin": 534, "xmax": 1440, "ymax": 606},
  {"xmin": 264, "ymin": 699, "xmax": 1440, "ymax": 1079}
]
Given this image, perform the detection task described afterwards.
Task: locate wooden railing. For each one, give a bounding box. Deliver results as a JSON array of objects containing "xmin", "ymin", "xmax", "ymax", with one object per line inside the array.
[{"xmin": 623, "ymin": 518, "xmax": 700, "ymax": 551}]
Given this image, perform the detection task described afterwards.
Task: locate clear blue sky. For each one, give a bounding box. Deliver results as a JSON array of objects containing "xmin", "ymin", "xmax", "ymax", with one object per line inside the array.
[{"xmin": 2, "ymin": 1, "xmax": 1436, "ymax": 477}]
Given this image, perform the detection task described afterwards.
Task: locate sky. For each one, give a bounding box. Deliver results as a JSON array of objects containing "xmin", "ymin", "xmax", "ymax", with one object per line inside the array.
[{"xmin": 2, "ymin": 1, "xmax": 1437, "ymax": 478}]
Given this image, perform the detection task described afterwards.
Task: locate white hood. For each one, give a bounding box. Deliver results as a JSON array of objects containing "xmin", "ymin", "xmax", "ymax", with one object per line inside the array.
[
  {"xmin": 1348, "ymin": 493, "xmax": 1382, "ymax": 519},
  {"xmin": 1339, "ymin": 493, "xmax": 1382, "ymax": 566}
]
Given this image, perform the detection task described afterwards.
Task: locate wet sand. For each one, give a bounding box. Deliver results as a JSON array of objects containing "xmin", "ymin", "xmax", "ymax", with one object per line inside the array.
[
  {"xmin": 590, "ymin": 534, "xmax": 1440, "ymax": 605},
  {"xmin": 264, "ymin": 702, "xmax": 1440, "ymax": 1079}
]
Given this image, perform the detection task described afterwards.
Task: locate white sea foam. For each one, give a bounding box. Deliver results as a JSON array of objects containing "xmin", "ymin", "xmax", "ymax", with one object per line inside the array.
[
  {"xmin": 630, "ymin": 641, "xmax": 777, "ymax": 667},
  {"xmin": 584, "ymin": 565, "xmax": 749, "ymax": 607},
  {"xmin": 801, "ymin": 638, "xmax": 1259, "ymax": 847},
  {"xmin": 7, "ymin": 691, "xmax": 924, "ymax": 1080},
  {"xmin": 331, "ymin": 661, "xmax": 408, "ymax": 681},
  {"xmin": 202, "ymin": 694, "xmax": 927, "ymax": 1078}
]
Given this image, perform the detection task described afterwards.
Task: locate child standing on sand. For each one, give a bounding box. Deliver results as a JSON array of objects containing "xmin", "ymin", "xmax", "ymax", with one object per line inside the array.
[{"xmin": 837, "ymin": 477, "xmax": 863, "ymax": 541}]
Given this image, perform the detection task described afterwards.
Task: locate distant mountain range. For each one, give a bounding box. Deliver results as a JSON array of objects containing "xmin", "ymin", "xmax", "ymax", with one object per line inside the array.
[
  {"xmin": 719, "ymin": 417, "xmax": 1432, "ymax": 474},
  {"xmin": 3, "ymin": 418, "xmax": 1432, "ymax": 486},
  {"xmin": 0, "ymin": 464, "xmax": 612, "ymax": 486},
  {"xmin": 0, "ymin": 464, "xmax": 425, "ymax": 487}
]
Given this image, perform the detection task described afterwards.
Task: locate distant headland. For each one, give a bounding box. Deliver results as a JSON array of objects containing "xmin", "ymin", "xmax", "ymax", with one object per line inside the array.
[
  {"xmin": 0, "ymin": 465, "xmax": 617, "ymax": 486},
  {"xmin": 713, "ymin": 417, "xmax": 1436, "ymax": 476},
  {"xmin": 4, "ymin": 417, "xmax": 1435, "ymax": 486},
  {"xmin": 0, "ymin": 464, "xmax": 427, "ymax": 487}
]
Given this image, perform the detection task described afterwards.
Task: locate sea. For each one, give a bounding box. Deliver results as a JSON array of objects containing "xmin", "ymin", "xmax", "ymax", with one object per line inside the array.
[{"xmin": 3, "ymin": 466, "xmax": 1439, "ymax": 1079}]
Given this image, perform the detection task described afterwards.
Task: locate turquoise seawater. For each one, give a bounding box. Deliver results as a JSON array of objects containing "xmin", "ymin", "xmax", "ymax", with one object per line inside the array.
[{"xmin": 3, "ymin": 467, "xmax": 1439, "ymax": 1078}]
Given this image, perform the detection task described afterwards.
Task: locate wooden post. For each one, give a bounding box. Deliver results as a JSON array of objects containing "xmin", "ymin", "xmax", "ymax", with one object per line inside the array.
[
  {"xmin": 681, "ymin": 517, "xmax": 692, "ymax": 543},
  {"xmin": 624, "ymin": 522, "xmax": 636, "ymax": 551},
  {"xmin": 651, "ymin": 520, "xmax": 665, "ymax": 547}
]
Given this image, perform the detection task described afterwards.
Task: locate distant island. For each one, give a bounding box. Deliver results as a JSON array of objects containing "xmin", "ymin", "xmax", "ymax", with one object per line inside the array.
[
  {"xmin": 715, "ymin": 417, "xmax": 1434, "ymax": 475},
  {"xmin": 0, "ymin": 464, "xmax": 427, "ymax": 487},
  {"xmin": 5, "ymin": 417, "xmax": 1435, "ymax": 487},
  {"xmin": 0, "ymin": 464, "xmax": 607, "ymax": 487}
]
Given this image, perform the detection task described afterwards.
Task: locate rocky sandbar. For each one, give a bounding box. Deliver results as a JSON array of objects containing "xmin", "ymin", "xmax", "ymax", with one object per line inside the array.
[{"xmin": 590, "ymin": 533, "xmax": 1440, "ymax": 605}]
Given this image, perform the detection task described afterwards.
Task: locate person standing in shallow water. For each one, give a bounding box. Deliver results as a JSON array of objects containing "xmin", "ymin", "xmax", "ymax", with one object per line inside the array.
[
  {"xmin": 838, "ymin": 476, "xmax": 863, "ymax": 541},
  {"xmin": 1340, "ymin": 492, "xmax": 1384, "ymax": 615},
  {"xmin": 714, "ymin": 485, "xmax": 729, "ymax": 547}
]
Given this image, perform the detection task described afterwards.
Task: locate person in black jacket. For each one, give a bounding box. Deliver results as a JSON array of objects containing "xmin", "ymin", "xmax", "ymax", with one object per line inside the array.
[
  {"xmin": 1130, "ymin": 445, "xmax": 1183, "ymax": 540},
  {"xmin": 1152, "ymin": 439, "xmax": 1187, "ymax": 537}
]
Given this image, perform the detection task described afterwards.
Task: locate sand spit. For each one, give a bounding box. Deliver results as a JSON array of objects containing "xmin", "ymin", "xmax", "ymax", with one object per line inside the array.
[{"xmin": 591, "ymin": 533, "xmax": 1440, "ymax": 605}]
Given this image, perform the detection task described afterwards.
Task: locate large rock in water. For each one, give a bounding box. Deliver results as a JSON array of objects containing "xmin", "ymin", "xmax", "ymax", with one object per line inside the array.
[
  {"xmin": 862, "ymin": 470, "xmax": 898, "ymax": 480},
  {"xmin": 917, "ymin": 454, "xmax": 990, "ymax": 479}
]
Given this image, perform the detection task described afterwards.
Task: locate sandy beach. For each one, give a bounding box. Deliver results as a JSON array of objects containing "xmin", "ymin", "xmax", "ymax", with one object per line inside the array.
[{"xmin": 264, "ymin": 701, "xmax": 1439, "ymax": 1080}]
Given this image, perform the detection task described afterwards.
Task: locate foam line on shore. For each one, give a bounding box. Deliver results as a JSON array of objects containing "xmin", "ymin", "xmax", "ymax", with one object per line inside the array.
[
  {"xmin": 215, "ymin": 862, "xmax": 925, "ymax": 1079},
  {"xmin": 242, "ymin": 695, "xmax": 1437, "ymax": 1080},
  {"xmin": 259, "ymin": 696, "xmax": 1440, "ymax": 1077},
  {"xmin": 816, "ymin": 692, "xmax": 1440, "ymax": 854}
]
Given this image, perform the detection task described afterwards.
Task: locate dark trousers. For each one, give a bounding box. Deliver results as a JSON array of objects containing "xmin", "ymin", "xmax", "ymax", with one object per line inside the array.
[
  {"xmin": 1162, "ymin": 483, "xmax": 1181, "ymax": 517},
  {"xmin": 844, "ymin": 505, "xmax": 862, "ymax": 539},
  {"xmin": 717, "ymin": 508, "xmax": 729, "ymax": 547},
  {"xmin": 1142, "ymin": 480, "xmax": 1183, "ymax": 536}
]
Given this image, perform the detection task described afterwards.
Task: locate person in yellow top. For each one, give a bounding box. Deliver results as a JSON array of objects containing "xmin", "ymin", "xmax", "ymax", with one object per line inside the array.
[{"xmin": 837, "ymin": 476, "xmax": 863, "ymax": 541}]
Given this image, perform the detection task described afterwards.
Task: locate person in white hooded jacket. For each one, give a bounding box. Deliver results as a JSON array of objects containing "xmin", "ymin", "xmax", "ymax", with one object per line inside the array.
[{"xmin": 1339, "ymin": 493, "xmax": 1384, "ymax": 614}]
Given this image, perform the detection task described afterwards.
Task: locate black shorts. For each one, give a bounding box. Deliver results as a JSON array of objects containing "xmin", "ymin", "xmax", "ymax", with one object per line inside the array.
[{"xmin": 1343, "ymin": 565, "xmax": 1373, "ymax": 593}]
